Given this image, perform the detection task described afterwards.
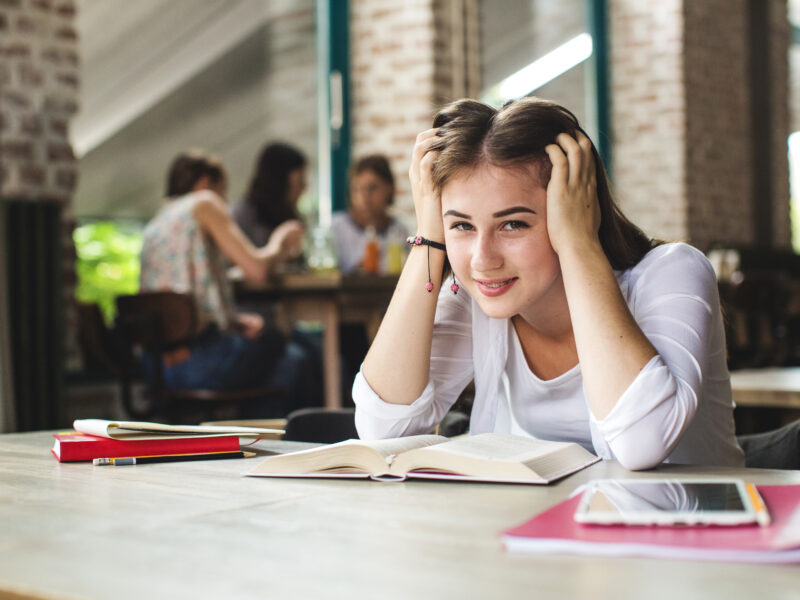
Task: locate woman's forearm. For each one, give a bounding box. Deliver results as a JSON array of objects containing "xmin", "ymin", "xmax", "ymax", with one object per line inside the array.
[
  {"xmin": 361, "ymin": 245, "xmax": 447, "ymax": 404},
  {"xmin": 558, "ymin": 239, "xmax": 657, "ymax": 420}
]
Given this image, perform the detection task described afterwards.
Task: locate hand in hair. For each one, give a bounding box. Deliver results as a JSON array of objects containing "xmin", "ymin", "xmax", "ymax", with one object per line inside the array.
[
  {"xmin": 409, "ymin": 128, "xmax": 445, "ymax": 243},
  {"xmin": 543, "ymin": 131, "xmax": 600, "ymax": 256}
]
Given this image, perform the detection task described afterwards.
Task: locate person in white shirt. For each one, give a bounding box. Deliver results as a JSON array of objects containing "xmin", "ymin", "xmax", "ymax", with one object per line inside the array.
[
  {"xmin": 352, "ymin": 97, "xmax": 745, "ymax": 469},
  {"xmin": 331, "ymin": 154, "xmax": 409, "ymax": 274}
]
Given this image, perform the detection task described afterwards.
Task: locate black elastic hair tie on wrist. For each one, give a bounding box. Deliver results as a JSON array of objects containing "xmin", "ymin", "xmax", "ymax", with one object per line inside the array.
[{"xmin": 406, "ymin": 235, "xmax": 458, "ymax": 294}]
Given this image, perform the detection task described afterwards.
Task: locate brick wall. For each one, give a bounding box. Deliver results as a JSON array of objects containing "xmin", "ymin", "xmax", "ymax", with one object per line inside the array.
[
  {"xmin": 609, "ymin": 0, "xmax": 687, "ymax": 242},
  {"xmin": 350, "ymin": 0, "xmax": 479, "ymax": 228},
  {"xmin": 769, "ymin": 0, "xmax": 792, "ymax": 249},
  {"xmin": 683, "ymin": 0, "xmax": 752, "ymax": 248},
  {"xmin": 0, "ymin": 0, "xmax": 81, "ymax": 369},
  {"xmin": 610, "ymin": 0, "xmax": 790, "ymax": 250},
  {"xmin": 0, "ymin": 0, "xmax": 79, "ymax": 200}
]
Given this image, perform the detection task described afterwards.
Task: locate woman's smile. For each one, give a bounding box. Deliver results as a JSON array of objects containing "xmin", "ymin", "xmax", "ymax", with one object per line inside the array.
[{"xmin": 474, "ymin": 276, "xmax": 519, "ymax": 296}]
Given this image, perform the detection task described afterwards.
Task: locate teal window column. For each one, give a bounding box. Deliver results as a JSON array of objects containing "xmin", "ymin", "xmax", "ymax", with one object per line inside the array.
[{"xmin": 316, "ymin": 0, "xmax": 351, "ymax": 226}]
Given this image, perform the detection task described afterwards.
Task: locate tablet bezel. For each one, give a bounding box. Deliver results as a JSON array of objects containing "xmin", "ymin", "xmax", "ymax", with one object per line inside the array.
[{"xmin": 573, "ymin": 478, "xmax": 759, "ymax": 526}]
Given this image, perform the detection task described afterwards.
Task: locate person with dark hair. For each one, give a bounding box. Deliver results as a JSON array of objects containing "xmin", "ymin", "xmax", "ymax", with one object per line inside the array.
[
  {"xmin": 353, "ymin": 97, "xmax": 744, "ymax": 470},
  {"xmin": 139, "ymin": 149, "xmax": 311, "ymax": 414},
  {"xmin": 331, "ymin": 154, "xmax": 409, "ymax": 274},
  {"xmin": 231, "ymin": 141, "xmax": 324, "ymax": 408},
  {"xmin": 233, "ymin": 142, "xmax": 308, "ymax": 247}
]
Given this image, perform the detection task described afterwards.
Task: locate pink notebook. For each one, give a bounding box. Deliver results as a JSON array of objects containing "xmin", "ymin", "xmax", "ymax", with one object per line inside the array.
[{"xmin": 503, "ymin": 485, "xmax": 800, "ymax": 563}]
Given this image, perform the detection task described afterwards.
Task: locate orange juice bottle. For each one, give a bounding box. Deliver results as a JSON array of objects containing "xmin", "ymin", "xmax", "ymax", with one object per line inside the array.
[{"xmin": 361, "ymin": 226, "xmax": 380, "ymax": 274}]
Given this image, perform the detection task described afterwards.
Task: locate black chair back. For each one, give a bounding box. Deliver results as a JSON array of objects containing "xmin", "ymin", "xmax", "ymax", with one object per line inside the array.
[{"xmin": 284, "ymin": 408, "xmax": 358, "ymax": 444}]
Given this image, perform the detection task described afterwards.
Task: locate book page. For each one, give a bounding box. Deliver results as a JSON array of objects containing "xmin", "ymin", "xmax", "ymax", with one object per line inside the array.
[
  {"xmin": 393, "ymin": 433, "xmax": 598, "ymax": 482},
  {"xmin": 346, "ymin": 435, "xmax": 447, "ymax": 459},
  {"xmin": 246, "ymin": 434, "xmax": 447, "ymax": 476},
  {"xmin": 428, "ymin": 433, "xmax": 573, "ymax": 463},
  {"xmin": 73, "ymin": 419, "xmax": 283, "ymax": 439}
]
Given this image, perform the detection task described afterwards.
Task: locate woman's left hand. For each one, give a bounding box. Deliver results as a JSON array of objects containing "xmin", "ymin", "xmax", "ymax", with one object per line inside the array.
[{"xmin": 544, "ymin": 131, "xmax": 600, "ymax": 255}]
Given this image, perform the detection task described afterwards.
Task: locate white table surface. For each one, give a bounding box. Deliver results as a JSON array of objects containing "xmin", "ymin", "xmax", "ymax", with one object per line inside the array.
[{"xmin": 1, "ymin": 431, "xmax": 799, "ymax": 600}]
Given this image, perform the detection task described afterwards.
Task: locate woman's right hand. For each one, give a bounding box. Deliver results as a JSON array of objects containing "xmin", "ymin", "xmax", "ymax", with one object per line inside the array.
[
  {"xmin": 409, "ymin": 128, "xmax": 444, "ymax": 242},
  {"xmin": 266, "ymin": 219, "xmax": 305, "ymax": 262}
]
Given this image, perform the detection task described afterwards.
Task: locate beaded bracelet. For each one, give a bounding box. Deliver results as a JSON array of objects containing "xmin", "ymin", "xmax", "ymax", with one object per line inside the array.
[
  {"xmin": 406, "ymin": 235, "xmax": 446, "ymax": 252},
  {"xmin": 406, "ymin": 235, "xmax": 459, "ymax": 294}
]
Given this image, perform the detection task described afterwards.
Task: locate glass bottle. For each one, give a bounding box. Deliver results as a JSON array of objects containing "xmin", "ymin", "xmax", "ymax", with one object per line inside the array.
[
  {"xmin": 385, "ymin": 229, "xmax": 404, "ymax": 275},
  {"xmin": 306, "ymin": 226, "xmax": 338, "ymax": 273},
  {"xmin": 361, "ymin": 226, "xmax": 380, "ymax": 274}
]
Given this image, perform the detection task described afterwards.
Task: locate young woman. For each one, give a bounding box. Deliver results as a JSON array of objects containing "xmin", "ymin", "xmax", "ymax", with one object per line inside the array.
[
  {"xmin": 140, "ymin": 150, "xmax": 308, "ymax": 413},
  {"xmin": 233, "ymin": 142, "xmax": 308, "ymax": 248},
  {"xmin": 332, "ymin": 154, "xmax": 409, "ymax": 274},
  {"xmin": 353, "ymin": 98, "xmax": 744, "ymax": 469}
]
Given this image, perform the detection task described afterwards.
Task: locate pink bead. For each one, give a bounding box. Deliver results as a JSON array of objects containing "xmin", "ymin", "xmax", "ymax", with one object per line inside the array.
[
  {"xmin": 425, "ymin": 282, "xmax": 434, "ymax": 292},
  {"xmin": 415, "ymin": 236, "xmax": 423, "ymax": 245},
  {"xmin": 450, "ymin": 283, "xmax": 459, "ymax": 294}
]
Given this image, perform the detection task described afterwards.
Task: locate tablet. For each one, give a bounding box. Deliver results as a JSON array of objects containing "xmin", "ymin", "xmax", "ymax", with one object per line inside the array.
[{"xmin": 573, "ymin": 478, "xmax": 762, "ymax": 526}]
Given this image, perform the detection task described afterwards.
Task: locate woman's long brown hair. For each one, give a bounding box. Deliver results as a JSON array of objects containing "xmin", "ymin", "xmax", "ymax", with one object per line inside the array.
[{"xmin": 430, "ymin": 97, "xmax": 657, "ymax": 270}]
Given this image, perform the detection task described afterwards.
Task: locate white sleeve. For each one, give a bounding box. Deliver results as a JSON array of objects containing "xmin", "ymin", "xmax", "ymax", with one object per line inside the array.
[
  {"xmin": 591, "ymin": 244, "xmax": 720, "ymax": 470},
  {"xmin": 354, "ymin": 286, "xmax": 475, "ymax": 439}
]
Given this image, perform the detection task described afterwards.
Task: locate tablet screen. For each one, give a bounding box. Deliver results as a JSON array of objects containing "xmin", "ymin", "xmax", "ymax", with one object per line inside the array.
[{"xmin": 575, "ymin": 479, "xmax": 756, "ymax": 525}]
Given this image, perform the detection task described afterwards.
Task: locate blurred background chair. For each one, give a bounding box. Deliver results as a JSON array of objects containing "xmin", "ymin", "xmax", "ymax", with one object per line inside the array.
[
  {"xmin": 115, "ymin": 291, "xmax": 285, "ymax": 424},
  {"xmin": 737, "ymin": 419, "xmax": 800, "ymax": 470},
  {"xmin": 714, "ymin": 247, "xmax": 800, "ymax": 370},
  {"xmin": 283, "ymin": 407, "xmax": 358, "ymax": 443},
  {"xmin": 76, "ymin": 301, "xmax": 122, "ymax": 380},
  {"xmin": 281, "ymin": 404, "xmax": 471, "ymax": 444},
  {"xmin": 711, "ymin": 247, "xmax": 800, "ymax": 436}
]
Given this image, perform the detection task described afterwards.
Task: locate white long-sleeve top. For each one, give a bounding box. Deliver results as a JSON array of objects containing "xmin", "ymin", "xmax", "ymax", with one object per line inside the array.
[{"xmin": 353, "ymin": 243, "xmax": 745, "ymax": 469}]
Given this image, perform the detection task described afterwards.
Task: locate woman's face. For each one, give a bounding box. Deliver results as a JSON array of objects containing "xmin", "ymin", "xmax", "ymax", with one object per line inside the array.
[
  {"xmin": 350, "ymin": 170, "xmax": 393, "ymax": 224},
  {"xmin": 287, "ymin": 167, "xmax": 307, "ymax": 206},
  {"xmin": 441, "ymin": 163, "xmax": 564, "ymax": 321}
]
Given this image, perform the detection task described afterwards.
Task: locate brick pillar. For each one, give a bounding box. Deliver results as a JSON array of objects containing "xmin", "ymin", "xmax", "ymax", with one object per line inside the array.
[
  {"xmin": 610, "ymin": 0, "xmax": 790, "ymax": 251},
  {"xmin": 767, "ymin": 0, "xmax": 791, "ymax": 248},
  {"xmin": 350, "ymin": 0, "xmax": 479, "ymax": 226},
  {"xmin": 610, "ymin": 0, "xmax": 687, "ymax": 242},
  {"xmin": 0, "ymin": 0, "xmax": 80, "ymax": 430},
  {"xmin": 683, "ymin": 0, "xmax": 752, "ymax": 248}
]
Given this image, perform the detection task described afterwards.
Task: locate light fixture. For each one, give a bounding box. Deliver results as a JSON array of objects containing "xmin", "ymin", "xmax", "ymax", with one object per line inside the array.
[{"xmin": 484, "ymin": 33, "xmax": 593, "ymax": 105}]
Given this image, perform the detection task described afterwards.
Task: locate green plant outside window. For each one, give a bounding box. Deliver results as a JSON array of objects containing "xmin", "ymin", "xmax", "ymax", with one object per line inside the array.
[{"xmin": 74, "ymin": 221, "xmax": 142, "ymax": 324}]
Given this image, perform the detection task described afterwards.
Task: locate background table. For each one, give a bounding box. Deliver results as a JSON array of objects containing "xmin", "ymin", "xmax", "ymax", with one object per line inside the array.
[
  {"xmin": 236, "ymin": 272, "xmax": 398, "ymax": 409},
  {"xmin": 731, "ymin": 367, "xmax": 800, "ymax": 409},
  {"xmin": 1, "ymin": 431, "xmax": 799, "ymax": 600}
]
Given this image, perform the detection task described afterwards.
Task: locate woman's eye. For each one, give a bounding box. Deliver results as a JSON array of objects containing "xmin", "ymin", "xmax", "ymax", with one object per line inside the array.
[
  {"xmin": 502, "ymin": 220, "xmax": 529, "ymax": 231},
  {"xmin": 450, "ymin": 222, "xmax": 473, "ymax": 232}
]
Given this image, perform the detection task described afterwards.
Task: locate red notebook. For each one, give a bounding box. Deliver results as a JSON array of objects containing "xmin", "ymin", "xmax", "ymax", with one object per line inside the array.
[
  {"xmin": 51, "ymin": 433, "xmax": 241, "ymax": 462},
  {"xmin": 503, "ymin": 485, "xmax": 800, "ymax": 564}
]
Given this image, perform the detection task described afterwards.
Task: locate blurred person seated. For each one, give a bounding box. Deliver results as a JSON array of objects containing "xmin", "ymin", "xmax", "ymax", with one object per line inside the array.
[
  {"xmin": 232, "ymin": 142, "xmax": 308, "ymax": 254},
  {"xmin": 139, "ymin": 149, "xmax": 319, "ymax": 415},
  {"xmin": 331, "ymin": 154, "xmax": 409, "ymax": 274},
  {"xmin": 231, "ymin": 141, "xmax": 324, "ymax": 404},
  {"xmin": 330, "ymin": 155, "xmax": 410, "ymax": 402}
]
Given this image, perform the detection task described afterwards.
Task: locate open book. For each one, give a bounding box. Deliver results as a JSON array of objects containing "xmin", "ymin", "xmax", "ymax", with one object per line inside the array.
[
  {"xmin": 73, "ymin": 419, "xmax": 284, "ymax": 440},
  {"xmin": 245, "ymin": 433, "xmax": 600, "ymax": 484}
]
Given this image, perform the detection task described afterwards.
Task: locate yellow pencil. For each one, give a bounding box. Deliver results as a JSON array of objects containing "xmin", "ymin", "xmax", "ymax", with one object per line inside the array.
[
  {"xmin": 745, "ymin": 482, "xmax": 772, "ymax": 527},
  {"xmin": 93, "ymin": 451, "xmax": 254, "ymax": 466}
]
